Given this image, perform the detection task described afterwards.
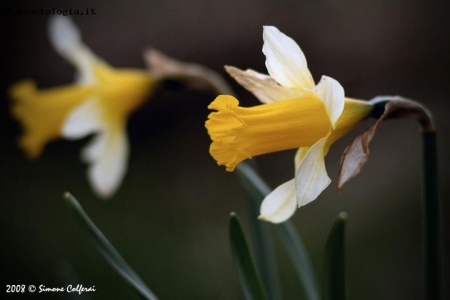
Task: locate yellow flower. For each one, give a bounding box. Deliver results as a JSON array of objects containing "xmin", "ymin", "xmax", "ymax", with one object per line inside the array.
[
  {"xmin": 9, "ymin": 16, "xmax": 156, "ymax": 198},
  {"xmin": 206, "ymin": 26, "xmax": 373, "ymax": 223}
]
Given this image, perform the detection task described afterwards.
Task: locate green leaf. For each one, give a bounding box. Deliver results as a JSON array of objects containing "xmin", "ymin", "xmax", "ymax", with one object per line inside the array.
[
  {"xmin": 229, "ymin": 212, "xmax": 268, "ymax": 300},
  {"xmin": 236, "ymin": 161, "xmax": 321, "ymax": 300},
  {"xmin": 323, "ymin": 212, "xmax": 347, "ymax": 300},
  {"xmin": 64, "ymin": 193, "xmax": 158, "ymax": 300},
  {"xmin": 237, "ymin": 161, "xmax": 282, "ymax": 300}
]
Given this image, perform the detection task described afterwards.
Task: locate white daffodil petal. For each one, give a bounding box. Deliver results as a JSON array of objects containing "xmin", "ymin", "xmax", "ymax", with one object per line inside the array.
[
  {"xmin": 259, "ymin": 178, "xmax": 297, "ymax": 223},
  {"xmin": 294, "ymin": 147, "xmax": 309, "ymax": 171},
  {"xmin": 310, "ymin": 76, "xmax": 345, "ymax": 128},
  {"xmin": 225, "ymin": 66, "xmax": 307, "ymax": 103},
  {"xmin": 81, "ymin": 131, "xmax": 106, "ymax": 163},
  {"xmin": 262, "ymin": 26, "xmax": 315, "ymax": 89},
  {"xmin": 61, "ymin": 98, "xmax": 103, "ymax": 139},
  {"xmin": 86, "ymin": 129, "xmax": 129, "ymax": 198},
  {"xmin": 48, "ymin": 16, "xmax": 99, "ymax": 84},
  {"xmin": 48, "ymin": 16, "xmax": 81, "ymax": 54},
  {"xmin": 295, "ymin": 136, "xmax": 331, "ymax": 207}
]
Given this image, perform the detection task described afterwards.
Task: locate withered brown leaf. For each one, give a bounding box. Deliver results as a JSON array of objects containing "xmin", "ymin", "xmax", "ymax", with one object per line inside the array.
[
  {"xmin": 144, "ymin": 48, "xmax": 233, "ymax": 95},
  {"xmin": 337, "ymin": 96, "xmax": 434, "ymax": 191}
]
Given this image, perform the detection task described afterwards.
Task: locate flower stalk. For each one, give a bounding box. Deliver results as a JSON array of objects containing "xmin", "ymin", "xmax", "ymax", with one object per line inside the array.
[
  {"xmin": 422, "ymin": 130, "xmax": 442, "ymax": 300},
  {"xmin": 369, "ymin": 96, "xmax": 441, "ymax": 300}
]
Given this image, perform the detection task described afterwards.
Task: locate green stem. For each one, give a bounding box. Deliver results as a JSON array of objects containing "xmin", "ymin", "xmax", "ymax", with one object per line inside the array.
[
  {"xmin": 369, "ymin": 95, "xmax": 442, "ymax": 300},
  {"xmin": 422, "ymin": 131, "xmax": 442, "ymax": 300}
]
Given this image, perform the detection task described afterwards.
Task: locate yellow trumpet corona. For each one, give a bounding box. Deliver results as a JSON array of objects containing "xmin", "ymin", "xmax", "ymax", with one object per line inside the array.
[{"xmin": 206, "ymin": 95, "xmax": 371, "ymax": 172}]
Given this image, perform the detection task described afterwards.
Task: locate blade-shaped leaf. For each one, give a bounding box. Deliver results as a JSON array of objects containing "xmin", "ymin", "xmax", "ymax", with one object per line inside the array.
[
  {"xmin": 229, "ymin": 212, "xmax": 268, "ymax": 300},
  {"xmin": 237, "ymin": 161, "xmax": 282, "ymax": 300},
  {"xmin": 64, "ymin": 193, "xmax": 158, "ymax": 300},
  {"xmin": 323, "ymin": 212, "xmax": 347, "ymax": 300},
  {"xmin": 236, "ymin": 161, "xmax": 320, "ymax": 300}
]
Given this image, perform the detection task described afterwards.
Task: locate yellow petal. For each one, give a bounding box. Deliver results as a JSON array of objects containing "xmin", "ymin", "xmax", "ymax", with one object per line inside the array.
[
  {"xmin": 262, "ymin": 26, "xmax": 315, "ymax": 89},
  {"xmin": 206, "ymin": 95, "xmax": 331, "ymax": 171},
  {"xmin": 225, "ymin": 66, "xmax": 307, "ymax": 103},
  {"xmin": 259, "ymin": 179, "xmax": 297, "ymax": 223},
  {"xmin": 9, "ymin": 80, "xmax": 95, "ymax": 158}
]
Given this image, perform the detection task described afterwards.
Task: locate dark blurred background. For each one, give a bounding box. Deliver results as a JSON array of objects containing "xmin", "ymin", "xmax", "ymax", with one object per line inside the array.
[{"xmin": 2, "ymin": 0, "xmax": 449, "ymax": 299}]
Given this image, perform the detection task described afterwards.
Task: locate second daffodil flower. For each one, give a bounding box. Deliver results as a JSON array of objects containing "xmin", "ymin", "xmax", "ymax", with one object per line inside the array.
[
  {"xmin": 9, "ymin": 16, "xmax": 157, "ymax": 198},
  {"xmin": 205, "ymin": 26, "xmax": 374, "ymax": 223}
]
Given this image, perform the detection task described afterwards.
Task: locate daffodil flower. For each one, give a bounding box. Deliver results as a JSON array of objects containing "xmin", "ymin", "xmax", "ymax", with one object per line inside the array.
[
  {"xmin": 206, "ymin": 26, "xmax": 374, "ymax": 223},
  {"xmin": 9, "ymin": 16, "xmax": 156, "ymax": 198}
]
